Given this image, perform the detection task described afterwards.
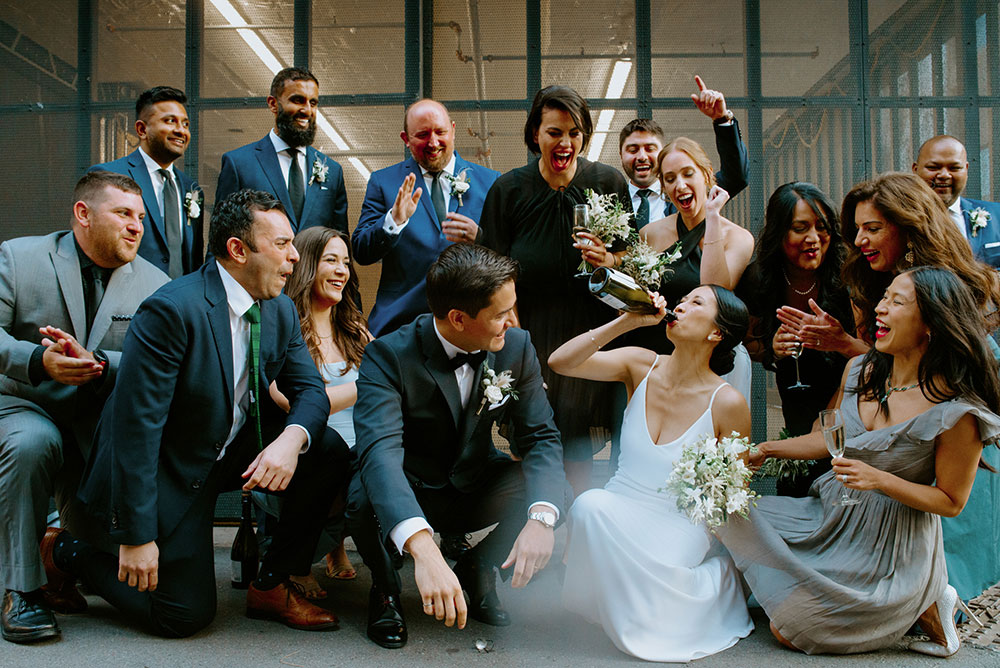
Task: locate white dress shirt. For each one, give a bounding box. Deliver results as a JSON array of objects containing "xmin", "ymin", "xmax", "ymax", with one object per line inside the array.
[
  {"xmin": 383, "ymin": 153, "xmax": 458, "ymax": 234},
  {"xmin": 387, "ymin": 319, "xmax": 559, "ymax": 554},
  {"xmin": 216, "ymin": 261, "xmax": 309, "ymax": 460},
  {"xmin": 628, "ymin": 181, "xmax": 668, "ymax": 222},
  {"xmin": 948, "ymin": 198, "xmax": 967, "ymax": 240},
  {"xmin": 137, "ymin": 147, "xmax": 184, "ymax": 235},
  {"xmin": 268, "ymin": 129, "xmax": 310, "ymax": 187}
]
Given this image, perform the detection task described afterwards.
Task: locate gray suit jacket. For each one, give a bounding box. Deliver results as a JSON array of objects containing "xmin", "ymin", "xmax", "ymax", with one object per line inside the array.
[{"xmin": 0, "ymin": 231, "xmax": 168, "ymax": 453}]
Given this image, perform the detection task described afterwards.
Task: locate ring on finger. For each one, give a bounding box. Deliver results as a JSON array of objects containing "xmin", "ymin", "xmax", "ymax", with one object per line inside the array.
[
  {"xmin": 423, "ymin": 602, "xmax": 433, "ymax": 608},
  {"xmin": 839, "ymin": 474, "xmax": 848, "ymax": 482}
]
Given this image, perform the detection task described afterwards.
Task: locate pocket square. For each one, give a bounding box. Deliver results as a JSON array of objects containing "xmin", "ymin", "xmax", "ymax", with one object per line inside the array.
[
  {"xmin": 488, "ymin": 394, "xmax": 512, "ymax": 411},
  {"xmin": 111, "ymin": 314, "xmax": 133, "ymax": 322},
  {"xmin": 985, "ymin": 241, "xmax": 1000, "ymax": 249}
]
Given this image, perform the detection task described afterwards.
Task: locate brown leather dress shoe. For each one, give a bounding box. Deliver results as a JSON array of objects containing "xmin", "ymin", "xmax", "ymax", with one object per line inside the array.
[
  {"xmin": 246, "ymin": 581, "xmax": 339, "ymax": 631},
  {"xmin": 40, "ymin": 581, "xmax": 87, "ymax": 615},
  {"xmin": 39, "ymin": 527, "xmax": 73, "ymax": 593}
]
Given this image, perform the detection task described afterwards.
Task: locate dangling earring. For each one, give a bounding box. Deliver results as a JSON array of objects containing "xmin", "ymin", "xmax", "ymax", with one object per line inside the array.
[{"xmin": 905, "ymin": 241, "xmax": 915, "ymax": 266}]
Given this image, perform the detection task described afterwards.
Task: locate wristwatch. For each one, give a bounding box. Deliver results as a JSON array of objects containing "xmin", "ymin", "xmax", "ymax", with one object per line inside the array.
[{"xmin": 528, "ymin": 511, "xmax": 556, "ymax": 529}]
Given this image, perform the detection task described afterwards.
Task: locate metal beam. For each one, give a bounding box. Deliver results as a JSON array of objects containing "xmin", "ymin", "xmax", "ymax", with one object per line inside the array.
[
  {"xmin": 185, "ymin": 0, "xmax": 204, "ymax": 180},
  {"xmin": 293, "ymin": 0, "xmax": 310, "ymax": 69},
  {"xmin": 75, "ymin": 0, "xmax": 93, "ymax": 174},
  {"xmin": 635, "ymin": 0, "xmax": 651, "ymax": 118}
]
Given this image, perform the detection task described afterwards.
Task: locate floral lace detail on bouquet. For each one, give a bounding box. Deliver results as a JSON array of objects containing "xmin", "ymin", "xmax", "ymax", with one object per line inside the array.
[
  {"xmin": 664, "ymin": 431, "xmax": 758, "ymax": 529},
  {"xmin": 618, "ymin": 239, "xmax": 682, "ymax": 290}
]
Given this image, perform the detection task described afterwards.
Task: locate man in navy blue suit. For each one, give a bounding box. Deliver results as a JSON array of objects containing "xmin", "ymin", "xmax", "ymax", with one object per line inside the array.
[
  {"xmin": 353, "ymin": 99, "xmax": 500, "ymax": 338},
  {"xmin": 40, "ymin": 190, "xmax": 351, "ymax": 638},
  {"xmin": 619, "ymin": 76, "xmax": 748, "ymax": 230},
  {"xmin": 90, "ymin": 87, "xmax": 204, "ymax": 278},
  {"xmin": 913, "ymin": 135, "xmax": 1000, "ymax": 268},
  {"xmin": 216, "ymin": 67, "xmax": 349, "ymax": 234}
]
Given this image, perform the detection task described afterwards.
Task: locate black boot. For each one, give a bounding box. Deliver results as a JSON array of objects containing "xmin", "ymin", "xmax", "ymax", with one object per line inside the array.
[
  {"xmin": 453, "ymin": 554, "xmax": 510, "ymax": 627},
  {"xmin": 366, "ymin": 585, "xmax": 406, "ymax": 649},
  {"xmin": 1, "ymin": 590, "xmax": 60, "ymax": 644}
]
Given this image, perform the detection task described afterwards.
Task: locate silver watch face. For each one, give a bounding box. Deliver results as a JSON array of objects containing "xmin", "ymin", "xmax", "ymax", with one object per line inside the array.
[{"xmin": 531, "ymin": 512, "xmax": 555, "ymax": 527}]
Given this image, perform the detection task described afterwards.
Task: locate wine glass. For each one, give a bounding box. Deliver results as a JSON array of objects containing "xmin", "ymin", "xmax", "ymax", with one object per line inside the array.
[
  {"xmin": 787, "ymin": 339, "xmax": 810, "ymax": 390},
  {"xmin": 573, "ymin": 204, "xmax": 594, "ymax": 278},
  {"xmin": 819, "ymin": 408, "xmax": 860, "ymax": 507}
]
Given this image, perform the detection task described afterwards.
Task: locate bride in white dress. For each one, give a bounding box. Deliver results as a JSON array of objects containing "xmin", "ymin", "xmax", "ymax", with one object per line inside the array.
[{"xmin": 549, "ymin": 284, "xmax": 754, "ymax": 662}]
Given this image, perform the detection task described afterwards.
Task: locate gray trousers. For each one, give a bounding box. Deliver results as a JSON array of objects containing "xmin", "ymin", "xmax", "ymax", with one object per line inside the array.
[{"xmin": 0, "ymin": 397, "xmax": 89, "ymax": 592}]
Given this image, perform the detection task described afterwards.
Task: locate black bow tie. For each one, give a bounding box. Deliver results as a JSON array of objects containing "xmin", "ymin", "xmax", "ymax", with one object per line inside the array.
[{"xmin": 449, "ymin": 350, "xmax": 487, "ymax": 370}]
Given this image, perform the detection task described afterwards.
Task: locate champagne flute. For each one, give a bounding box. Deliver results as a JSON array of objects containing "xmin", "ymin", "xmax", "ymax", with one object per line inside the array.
[
  {"xmin": 787, "ymin": 338, "xmax": 810, "ymax": 390},
  {"xmin": 573, "ymin": 204, "xmax": 594, "ymax": 277},
  {"xmin": 819, "ymin": 408, "xmax": 860, "ymax": 507}
]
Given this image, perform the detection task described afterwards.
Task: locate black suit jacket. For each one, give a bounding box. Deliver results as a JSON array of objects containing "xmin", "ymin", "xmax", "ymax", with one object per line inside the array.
[
  {"xmin": 79, "ymin": 261, "xmax": 330, "ymax": 546},
  {"xmin": 353, "ymin": 314, "xmax": 565, "ymax": 540}
]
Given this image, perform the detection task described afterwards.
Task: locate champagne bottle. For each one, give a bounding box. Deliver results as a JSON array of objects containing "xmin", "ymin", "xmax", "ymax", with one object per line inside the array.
[
  {"xmin": 231, "ymin": 490, "xmax": 259, "ymax": 589},
  {"xmin": 588, "ymin": 267, "xmax": 676, "ymax": 321}
]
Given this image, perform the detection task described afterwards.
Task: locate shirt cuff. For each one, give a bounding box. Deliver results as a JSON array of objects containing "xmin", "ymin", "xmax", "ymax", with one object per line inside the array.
[
  {"xmin": 528, "ymin": 501, "xmax": 560, "ymax": 521},
  {"xmin": 28, "ymin": 345, "xmax": 47, "ymax": 385},
  {"xmin": 389, "ymin": 517, "xmax": 433, "ymax": 555},
  {"xmin": 287, "ymin": 423, "xmax": 312, "ymax": 453},
  {"xmin": 382, "ymin": 211, "xmax": 409, "ymax": 235}
]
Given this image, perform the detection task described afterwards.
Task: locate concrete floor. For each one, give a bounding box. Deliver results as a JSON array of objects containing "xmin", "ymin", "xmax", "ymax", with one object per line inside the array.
[{"xmin": 3, "ymin": 528, "xmax": 999, "ymax": 668}]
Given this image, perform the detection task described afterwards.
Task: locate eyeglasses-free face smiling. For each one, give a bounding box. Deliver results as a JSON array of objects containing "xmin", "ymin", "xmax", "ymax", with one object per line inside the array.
[
  {"xmin": 783, "ymin": 198, "xmax": 831, "ymax": 273},
  {"xmin": 873, "ymin": 272, "xmax": 929, "ymax": 354},
  {"xmin": 853, "ymin": 199, "xmax": 905, "ymax": 273},
  {"xmin": 660, "ymin": 150, "xmax": 708, "ymax": 223}
]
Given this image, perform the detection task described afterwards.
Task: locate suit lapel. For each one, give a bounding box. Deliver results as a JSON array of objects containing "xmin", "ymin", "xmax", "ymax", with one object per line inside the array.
[
  {"xmin": 128, "ymin": 150, "xmax": 166, "ymax": 249},
  {"xmin": 254, "ymin": 136, "xmax": 296, "ymax": 225},
  {"xmin": 85, "ymin": 261, "xmax": 134, "ymax": 349},
  {"xmin": 411, "ymin": 159, "xmax": 441, "ymax": 230},
  {"xmin": 418, "ymin": 317, "xmax": 462, "ymax": 426},
  {"xmin": 51, "ymin": 233, "xmax": 88, "ymax": 342},
  {"xmin": 205, "ymin": 264, "xmax": 235, "ymax": 417},
  {"xmin": 174, "ymin": 169, "xmax": 196, "ymax": 259}
]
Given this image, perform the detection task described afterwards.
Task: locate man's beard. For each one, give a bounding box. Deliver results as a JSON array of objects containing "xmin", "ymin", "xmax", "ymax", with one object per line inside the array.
[{"xmin": 276, "ymin": 106, "xmax": 317, "ymax": 147}]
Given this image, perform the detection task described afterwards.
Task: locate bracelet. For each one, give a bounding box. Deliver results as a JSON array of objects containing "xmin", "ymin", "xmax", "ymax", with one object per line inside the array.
[
  {"xmin": 589, "ymin": 331, "xmax": 602, "ymax": 350},
  {"xmin": 703, "ymin": 237, "xmax": 724, "ymax": 245}
]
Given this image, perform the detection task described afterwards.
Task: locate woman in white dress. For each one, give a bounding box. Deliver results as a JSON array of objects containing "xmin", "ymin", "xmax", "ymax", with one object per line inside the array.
[{"xmin": 549, "ymin": 284, "xmax": 754, "ymax": 662}]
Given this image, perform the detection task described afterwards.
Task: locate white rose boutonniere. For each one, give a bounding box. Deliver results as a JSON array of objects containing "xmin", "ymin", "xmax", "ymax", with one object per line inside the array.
[
  {"xmin": 969, "ymin": 207, "xmax": 991, "ymax": 237},
  {"xmin": 309, "ymin": 157, "xmax": 329, "ymax": 186},
  {"xmin": 446, "ymin": 169, "xmax": 471, "ymax": 207},
  {"xmin": 184, "ymin": 188, "xmax": 204, "ymax": 224},
  {"xmin": 477, "ymin": 362, "xmax": 518, "ymax": 415}
]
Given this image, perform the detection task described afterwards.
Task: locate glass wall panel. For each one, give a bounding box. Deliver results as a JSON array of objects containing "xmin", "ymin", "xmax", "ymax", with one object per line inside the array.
[
  {"xmin": 202, "ymin": 0, "xmax": 294, "ymax": 98},
  {"xmin": 761, "ymin": 0, "xmax": 853, "ymax": 97},
  {"xmin": 0, "ymin": 1, "xmax": 78, "ymax": 105},
  {"xmin": 311, "ymin": 1, "xmax": 405, "ymax": 96}
]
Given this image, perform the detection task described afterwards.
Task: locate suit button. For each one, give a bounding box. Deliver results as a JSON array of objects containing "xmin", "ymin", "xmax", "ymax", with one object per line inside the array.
[
  {"xmin": 191, "ymin": 479, "xmax": 202, "ymax": 490},
  {"xmin": 161, "ymin": 257, "xmax": 168, "ymax": 264},
  {"xmin": 214, "ymin": 441, "xmax": 223, "ymax": 452}
]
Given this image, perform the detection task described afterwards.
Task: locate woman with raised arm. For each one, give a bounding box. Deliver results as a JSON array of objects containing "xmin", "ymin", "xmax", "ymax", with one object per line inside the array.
[
  {"xmin": 257, "ymin": 227, "xmax": 372, "ymax": 597},
  {"xmin": 480, "ymin": 85, "xmax": 631, "ymax": 496},
  {"xmin": 721, "ymin": 266, "xmax": 1000, "ymax": 657},
  {"xmin": 550, "ymin": 284, "xmax": 753, "ymax": 662}
]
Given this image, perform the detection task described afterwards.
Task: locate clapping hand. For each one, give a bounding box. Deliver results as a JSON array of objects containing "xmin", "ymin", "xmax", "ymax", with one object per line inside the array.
[
  {"xmin": 776, "ymin": 299, "xmax": 847, "ymax": 352},
  {"xmin": 691, "ymin": 75, "xmax": 730, "ymax": 121},
  {"xmin": 39, "ymin": 325, "xmax": 103, "ymax": 385},
  {"xmin": 391, "ymin": 172, "xmax": 422, "ymax": 224}
]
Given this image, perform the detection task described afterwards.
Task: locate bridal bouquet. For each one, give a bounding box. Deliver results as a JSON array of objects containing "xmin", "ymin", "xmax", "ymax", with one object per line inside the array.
[
  {"xmin": 618, "ymin": 239, "xmax": 682, "ymax": 290},
  {"xmin": 577, "ymin": 189, "xmax": 634, "ymax": 271},
  {"xmin": 665, "ymin": 432, "xmax": 757, "ymax": 529}
]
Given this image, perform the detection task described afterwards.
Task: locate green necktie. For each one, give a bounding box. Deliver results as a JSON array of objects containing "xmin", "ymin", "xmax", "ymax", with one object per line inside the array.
[
  {"xmin": 636, "ymin": 188, "xmax": 652, "ymax": 230},
  {"xmin": 244, "ymin": 302, "xmax": 262, "ymax": 450},
  {"xmin": 431, "ymin": 171, "xmax": 447, "ymax": 223}
]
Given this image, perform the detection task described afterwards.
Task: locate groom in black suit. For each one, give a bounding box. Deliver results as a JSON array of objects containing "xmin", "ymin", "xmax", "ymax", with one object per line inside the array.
[{"xmin": 349, "ymin": 243, "xmax": 568, "ymax": 649}]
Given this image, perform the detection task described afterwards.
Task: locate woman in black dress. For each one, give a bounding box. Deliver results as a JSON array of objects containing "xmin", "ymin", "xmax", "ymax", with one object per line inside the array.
[
  {"xmin": 480, "ymin": 85, "xmax": 631, "ymax": 495},
  {"xmin": 738, "ymin": 182, "xmax": 854, "ymax": 495}
]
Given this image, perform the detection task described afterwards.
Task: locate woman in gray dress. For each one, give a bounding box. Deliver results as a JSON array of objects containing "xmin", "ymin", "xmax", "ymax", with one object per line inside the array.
[{"xmin": 720, "ymin": 266, "xmax": 1000, "ymax": 656}]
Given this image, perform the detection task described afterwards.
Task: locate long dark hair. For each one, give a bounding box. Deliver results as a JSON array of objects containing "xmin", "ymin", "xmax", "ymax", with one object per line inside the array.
[
  {"xmin": 854, "ymin": 266, "xmax": 1000, "ymax": 426},
  {"xmin": 841, "ymin": 172, "xmax": 1000, "ymax": 338},
  {"xmin": 284, "ymin": 227, "xmax": 368, "ymax": 376},
  {"xmin": 740, "ymin": 182, "xmax": 853, "ymax": 362},
  {"xmin": 707, "ymin": 285, "xmax": 749, "ymax": 376}
]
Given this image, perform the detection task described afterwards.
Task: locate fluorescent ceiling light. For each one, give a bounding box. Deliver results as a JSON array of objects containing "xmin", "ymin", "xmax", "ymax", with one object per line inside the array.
[
  {"xmin": 208, "ymin": 0, "xmax": 369, "ymax": 182},
  {"xmin": 587, "ymin": 60, "xmax": 632, "ymax": 161}
]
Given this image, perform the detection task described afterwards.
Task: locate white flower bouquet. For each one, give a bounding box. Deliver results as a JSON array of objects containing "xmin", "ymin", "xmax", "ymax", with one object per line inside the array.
[
  {"xmin": 618, "ymin": 239, "xmax": 682, "ymax": 290},
  {"xmin": 665, "ymin": 432, "xmax": 758, "ymax": 529},
  {"xmin": 577, "ymin": 189, "xmax": 634, "ymax": 272}
]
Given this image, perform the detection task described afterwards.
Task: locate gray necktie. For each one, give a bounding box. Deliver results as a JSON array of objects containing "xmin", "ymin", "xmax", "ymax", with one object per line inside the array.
[
  {"xmin": 287, "ymin": 148, "xmax": 305, "ymax": 222},
  {"xmin": 636, "ymin": 188, "xmax": 652, "ymax": 230},
  {"xmin": 158, "ymin": 168, "xmax": 183, "ymax": 279},
  {"xmin": 431, "ymin": 172, "xmax": 447, "ymax": 224}
]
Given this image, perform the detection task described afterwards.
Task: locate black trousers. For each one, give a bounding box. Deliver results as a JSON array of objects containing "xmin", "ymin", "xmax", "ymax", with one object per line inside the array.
[
  {"xmin": 66, "ymin": 426, "xmax": 351, "ymax": 638},
  {"xmin": 347, "ymin": 458, "xmax": 533, "ymax": 595}
]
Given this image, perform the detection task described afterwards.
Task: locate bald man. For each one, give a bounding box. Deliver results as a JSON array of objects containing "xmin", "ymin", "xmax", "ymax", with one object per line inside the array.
[
  {"xmin": 913, "ymin": 135, "xmax": 1000, "ymax": 267},
  {"xmin": 353, "ymin": 99, "xmax": 500, "ymax": 338}
]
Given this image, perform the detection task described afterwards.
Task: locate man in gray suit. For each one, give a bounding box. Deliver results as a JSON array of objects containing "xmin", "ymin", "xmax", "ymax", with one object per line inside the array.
[{"xmin": 0, "ymin": 171, "xmax": 167, "ymax": 644}]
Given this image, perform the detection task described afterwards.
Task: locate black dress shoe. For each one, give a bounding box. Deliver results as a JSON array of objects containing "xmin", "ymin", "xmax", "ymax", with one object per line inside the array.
[
  {"xmin": 367, "ymin": 586, "xmax": 407, "ymax": 649},
  {"xmin": 453, "ymin": 555, "xmax": 511, "ymax": 627},
  {"xmin": 2, "ymin": 590, "xmax": 60, "ymax": 644},
  {"xmin": 439, "ymin": 533, "xmax": 472, "ymax": 561}
]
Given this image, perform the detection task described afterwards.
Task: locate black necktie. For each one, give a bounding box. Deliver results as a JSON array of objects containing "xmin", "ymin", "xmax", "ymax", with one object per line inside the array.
[
  {"xmin": 85, "ymin": 264, "xmax": 110, "ymax": 328},
  {"xmin": 287, "ymin": 148, "xmax": 305, "ymax": 222},
  {"xmin": 159, "ymin": 168, "xmax": 183, "ymax": 278},
  {"xmin": 449, "ymin": 350, "xmax": 486, "ymax": 370},
  {"xmin": 431, "ymin": 172, "xmax": 447, "ymax": 223},
  {"xmin": 636, "ymin": 188, "xmax": 653, "ymax": 229}
]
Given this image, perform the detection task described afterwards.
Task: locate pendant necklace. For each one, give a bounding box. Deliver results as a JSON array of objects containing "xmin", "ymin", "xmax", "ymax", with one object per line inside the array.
[
  {"xmin": 882, "ymin": 379, "xmax": 919, "ymax": 404},
  {"xmin": 782, "ymin": 269, "xmax": 816, "ymax": 296}
]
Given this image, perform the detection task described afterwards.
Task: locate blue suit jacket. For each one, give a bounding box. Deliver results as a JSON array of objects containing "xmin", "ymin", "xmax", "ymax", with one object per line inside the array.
[
  {"xmin": 961, "ymin": 197, "xmax": 1000, "ymax": 268},
  {"xmin": 79, "ymin": 261, "xmax": 330, "ymax": 545},
  {"xmin": 352, "ymin": 154, "xmax": 499, "ymax": 336},
  {"xmin": 216, "ymin": 135, "xmax": 348, "ymax": 234},
  {"xmin": 90, "ymin": 149, "xmax": 204, "ymax": 274},
  {"xmin": 353, "ymin": 314, "xmax": 565, "ymax": 542}
]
